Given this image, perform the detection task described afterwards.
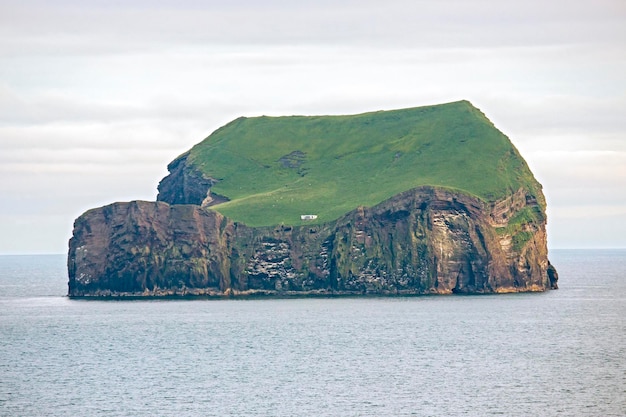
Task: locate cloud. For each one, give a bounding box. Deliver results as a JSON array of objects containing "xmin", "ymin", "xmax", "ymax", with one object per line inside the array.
[
  {"xmin": 1, "ymin": 0, "xmax": 624, "ymax": 57},
  {"xmin": 527, "ymin": 148, "xmax": 626, "ymax": 248},
  {"xmin": 530, "ymin": 150, "xmax": 626, "ymax": 199}
]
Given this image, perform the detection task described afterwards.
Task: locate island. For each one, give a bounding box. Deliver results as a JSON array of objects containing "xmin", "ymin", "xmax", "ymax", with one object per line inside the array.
[{"xmin": 68, "ymin": 100, "xmax": 558, "ymax": 298}]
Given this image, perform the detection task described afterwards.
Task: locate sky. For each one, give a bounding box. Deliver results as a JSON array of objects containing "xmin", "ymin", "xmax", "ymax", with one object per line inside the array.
[{"xmin": 1, "ymin": 0, "xmax": 625, "ymax": 254}]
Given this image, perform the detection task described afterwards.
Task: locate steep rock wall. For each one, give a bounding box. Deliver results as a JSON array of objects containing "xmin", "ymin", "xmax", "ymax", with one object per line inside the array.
[
  {"xmin": 68, "ymin": 201, "xmax": 235, "ymax": 296},
  {"xmin": 68, "ymin": 187, "xmax": 557, "ymax": 297},
  {"xmin": 156, "ymin": 152, "xmax": 228, "ymax": 207}
]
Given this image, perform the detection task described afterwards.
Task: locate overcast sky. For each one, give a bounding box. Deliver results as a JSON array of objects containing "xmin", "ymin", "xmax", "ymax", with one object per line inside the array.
[{"xmin": 1, "ymin": 0, "xmax": 625, "ymax": 254}]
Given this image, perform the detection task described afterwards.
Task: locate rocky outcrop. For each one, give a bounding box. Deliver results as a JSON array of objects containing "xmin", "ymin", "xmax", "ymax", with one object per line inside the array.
[
  {"xmin": 156, "ymin": 152, "xmax": 228, "ymax": 207},
  {"xmin": 68, "ymin": 201, "xmax": 235, "ymax": 296},
  {"xmin": 68, "ymin": 186, "xmax": 556, "ymax": 297}
]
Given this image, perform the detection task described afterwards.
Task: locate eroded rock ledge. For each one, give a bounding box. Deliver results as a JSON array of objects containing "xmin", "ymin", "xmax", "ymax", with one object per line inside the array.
[
  {"xmin": 68, "ymin": 186, "xmax": 557, "ymax": 298},
  {"xmin": 156, "ymin": 152, "xmax": 228, "ymax": 207}
]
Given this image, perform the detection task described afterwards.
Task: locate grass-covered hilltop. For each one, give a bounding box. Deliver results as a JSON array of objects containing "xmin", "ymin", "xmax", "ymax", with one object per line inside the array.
[
  {"xmin": 69, "ymin": 99, "xmax": 558, "ymax": 298},
  {"xmin": 174, "ymin": 100, "xmax": 543, "ymax": 227}
]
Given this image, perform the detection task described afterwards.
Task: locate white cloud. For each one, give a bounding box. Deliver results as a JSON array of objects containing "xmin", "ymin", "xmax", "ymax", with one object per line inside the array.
[{"xmin": 1, "ymin": 0, "xmax": 624, "ymax": 56}]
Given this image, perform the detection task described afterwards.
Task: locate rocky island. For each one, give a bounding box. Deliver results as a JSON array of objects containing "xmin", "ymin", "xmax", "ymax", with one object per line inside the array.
[{"xmin": 68, "ymin": 100, "xmax": 558, "ymax": 297}]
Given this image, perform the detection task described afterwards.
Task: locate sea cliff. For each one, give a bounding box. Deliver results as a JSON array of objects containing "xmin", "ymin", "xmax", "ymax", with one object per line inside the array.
[{"xmin": 68, "ymin": 187, "xmax": 557, "ymax": 297}]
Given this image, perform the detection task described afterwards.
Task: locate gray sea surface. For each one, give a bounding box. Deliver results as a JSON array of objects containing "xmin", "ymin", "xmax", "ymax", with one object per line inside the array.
[{"xmin": 0, "ymin": 250, "xmax": 625, "ymax": 416}]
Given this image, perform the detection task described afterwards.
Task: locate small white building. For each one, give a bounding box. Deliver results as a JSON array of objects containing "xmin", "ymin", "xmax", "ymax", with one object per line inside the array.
[{"xmin": 300, "ymin": 214, "xmax": 318, "ymax": 220}]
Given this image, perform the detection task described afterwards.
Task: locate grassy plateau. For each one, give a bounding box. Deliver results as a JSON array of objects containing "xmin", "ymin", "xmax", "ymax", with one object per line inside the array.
[{"xmin": 185, "ymin": 100, "xmax": 542, "ymax": 227}]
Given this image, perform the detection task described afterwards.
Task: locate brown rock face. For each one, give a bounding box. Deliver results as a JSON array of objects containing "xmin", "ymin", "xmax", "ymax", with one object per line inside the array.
[
  {"xmin": 156, "ymin": 152, "xmax": 228, "ymax": 207},
  {"xmin": 68, "ymin": 186, "xmax": 555, "ymax": 297}
]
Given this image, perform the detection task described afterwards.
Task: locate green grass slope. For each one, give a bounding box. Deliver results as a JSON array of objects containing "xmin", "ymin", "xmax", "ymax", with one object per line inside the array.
[{"xmin": 186, "ymin": 100, "xmax": 543, "ymax": 227}]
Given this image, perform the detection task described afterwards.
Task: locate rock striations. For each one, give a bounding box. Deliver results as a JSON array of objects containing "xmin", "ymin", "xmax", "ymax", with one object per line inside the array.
[{"xmin": 68, "ymin": 101, "xmax": 558, "ymax": 297}]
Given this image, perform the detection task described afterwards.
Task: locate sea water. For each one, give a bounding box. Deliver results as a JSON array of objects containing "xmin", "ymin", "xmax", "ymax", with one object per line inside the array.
[{"xmin": 0, "ymin": 250, "xmax": 625, "ymax": 416}]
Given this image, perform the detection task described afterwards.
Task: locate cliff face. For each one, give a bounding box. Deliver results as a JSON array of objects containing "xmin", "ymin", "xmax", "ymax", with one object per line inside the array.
[
  {"xmin": 68, "ymin": 186, "xmax": 557, "ymax": 297},
  {"xmin": 156, "ymin": 152, "xmax": 227, "ymax": 207},
  {"xmin": 68, "ymin": 201, "xmax": 235, "ymax": 296}
]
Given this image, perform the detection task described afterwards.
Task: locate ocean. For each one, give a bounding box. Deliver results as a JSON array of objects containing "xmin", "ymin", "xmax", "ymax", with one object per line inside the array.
[{"xmin": 0, "ymin": 250, "xmax": 624, "ymax": 416}]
